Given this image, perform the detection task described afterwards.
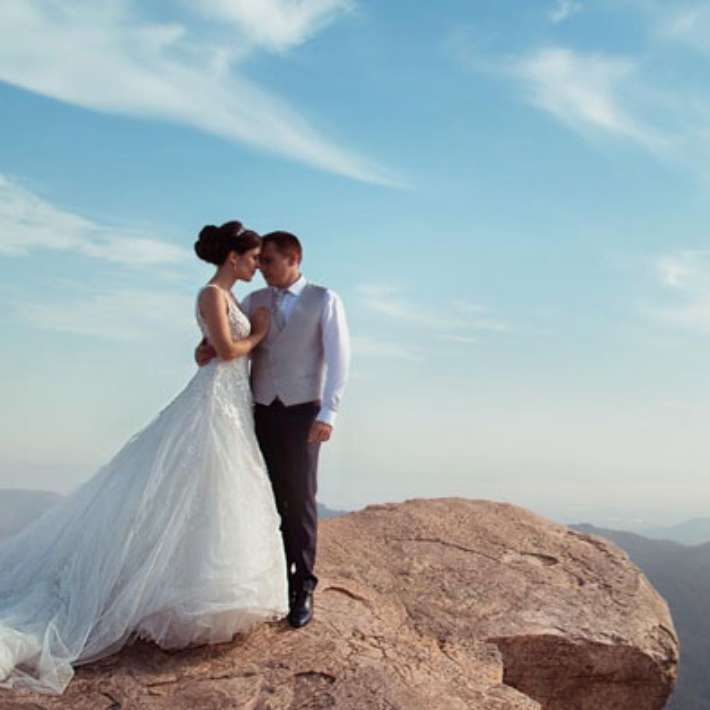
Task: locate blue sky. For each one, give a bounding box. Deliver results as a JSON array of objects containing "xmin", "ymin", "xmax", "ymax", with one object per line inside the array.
[{"xmin": 2, "ymin": 0, "xmax": 710, "ymax": 528}]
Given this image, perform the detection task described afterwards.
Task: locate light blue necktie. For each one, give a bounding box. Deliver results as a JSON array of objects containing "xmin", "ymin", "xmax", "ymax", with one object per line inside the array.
[{"xmin": 271, "ymin": 288, "xmax": 286, "ymax": 331}]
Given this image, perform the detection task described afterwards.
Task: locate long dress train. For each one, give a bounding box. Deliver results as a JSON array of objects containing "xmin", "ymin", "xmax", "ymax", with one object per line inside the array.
[{"xmin": 0, "ymin": 286, "xmax": 288, "ymax": 694}]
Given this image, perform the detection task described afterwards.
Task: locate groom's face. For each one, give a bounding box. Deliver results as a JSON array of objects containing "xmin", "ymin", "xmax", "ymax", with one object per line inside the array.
[{"xmin": 259, "ymin": 242, "xmax": 300, "ymax": 288}]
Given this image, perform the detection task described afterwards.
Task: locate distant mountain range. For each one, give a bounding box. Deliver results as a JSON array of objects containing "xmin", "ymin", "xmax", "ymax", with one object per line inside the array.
[
  {"xmin": 636, "ymin": 519, "xmax": 710, "ymax": 547},
  {"xmin": 573, "ymin": 523, "xmax": 710, "ymax": 710},
  {"xmin": 317, "ymin": 502, "xmax": 348, "ymax": 519}
]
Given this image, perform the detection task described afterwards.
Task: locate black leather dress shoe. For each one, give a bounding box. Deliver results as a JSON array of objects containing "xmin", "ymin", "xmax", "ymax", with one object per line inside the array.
[{"xmin": 288, "ymin": 589, "xmax": 313, "ymax": 628}]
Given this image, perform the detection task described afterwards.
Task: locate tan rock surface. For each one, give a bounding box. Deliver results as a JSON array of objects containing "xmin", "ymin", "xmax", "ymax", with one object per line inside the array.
[{"xmin": 0, "ymin": 498, "xmax": 678, "ymax": 709}]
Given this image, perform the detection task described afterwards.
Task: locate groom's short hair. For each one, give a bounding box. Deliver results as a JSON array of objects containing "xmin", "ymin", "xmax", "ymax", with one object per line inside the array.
[{"xmin": 262, "ymin": 231, "xmax": 302, "ymax": 263}]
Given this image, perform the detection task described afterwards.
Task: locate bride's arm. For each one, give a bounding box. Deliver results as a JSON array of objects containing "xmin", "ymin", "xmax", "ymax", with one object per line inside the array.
[{"xmin": 198, "ymin": 288, "xmax": 268, "ymax": 360}]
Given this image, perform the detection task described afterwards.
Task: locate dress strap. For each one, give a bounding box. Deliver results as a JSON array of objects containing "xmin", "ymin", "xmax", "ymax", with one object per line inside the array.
[{"xmin": 199, "ymin": 284, "xmax": 239, "ymax": 312}]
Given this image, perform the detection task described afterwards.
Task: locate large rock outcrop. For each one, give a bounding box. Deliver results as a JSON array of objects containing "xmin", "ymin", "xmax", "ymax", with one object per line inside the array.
[{"xmin": 0, "ymin": 498, "xmax": 678, "ymax": 709}]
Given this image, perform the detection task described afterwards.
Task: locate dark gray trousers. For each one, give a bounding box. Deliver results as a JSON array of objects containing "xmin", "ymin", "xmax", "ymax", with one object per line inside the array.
[{"xmin": 254, "ymin": 399, "xmax": 321, "ymax": 595}]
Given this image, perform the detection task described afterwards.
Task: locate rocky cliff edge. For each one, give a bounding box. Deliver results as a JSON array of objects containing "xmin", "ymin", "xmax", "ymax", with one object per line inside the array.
[{"xmin": 0, "ymin": 498, "xmax": 678, "ymax": 709}]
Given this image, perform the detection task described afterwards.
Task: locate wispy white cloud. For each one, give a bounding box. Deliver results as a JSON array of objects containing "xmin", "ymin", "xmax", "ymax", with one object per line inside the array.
[
  {"xmin": 0, "ymin": 1, "xmax": 399, "ymax": 186},
  {"xmin": 20, "ymin": 287, "xmax": 194, "ymax": 340},
  {"xmin": 451, "ymin": 1, "xmax": 710, "ymax": 178},
  {"xmin": 191, "ymin": 0, "xmax": 353, "ymax": 52},
  {"xmin": 1, "ymin": 173, "xmax": 198, "ymax": 340},
  {"xmin": 649, "ymin": 250, "xmax": 710, "ymax": 334},
  {"xmin": 356, "ymin": 283, "xmax": 511, "ymax": 335},
  {"xmin": 589, "ymin": 1, "xmax": 710, "ymax": 56},
  {"xmin": 651, "ymin": 4, "xmax": 710, "ymax": 55},
  {"xmin": 352, "ymin": 286, "xmax": 513, "ymax": 364},
  {"xmin": 357, "ymin": 283, "xmax": 467, "ymax": 329},
  {"xmin": 0, "ymin": 175, "xmax": 188, "ymax": 266},
  {"xmin": 657, "ymin": 250, "xmax": 710, "ymax": 292},
  {"xmin": 439, "ymin": 334, "xmax": 479, "ymax": 345},
  {"xmin": 351, "ymin": 335, "xmax": 423, "ymax": 361},
  {"xmin": 549, "ymin": 0, "xmax": 583, "ymax": 23},
  {"xmin": 451, "ymin": 299, "xmax": 489, "ymax": 315},
  {"xmin": 358, "ymin": 283, "xmax": 427, "ymax": 323},
  {"xmin": 513, "ymin": 48, "xmax": 668, "ymax": 153},
  {"xmin": 451, "ymin": 299, "xmax": 509, "ymax": 332}
]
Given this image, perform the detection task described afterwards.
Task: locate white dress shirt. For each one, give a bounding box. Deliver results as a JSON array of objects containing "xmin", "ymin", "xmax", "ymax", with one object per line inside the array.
[{"xmin": 241, "ymin": 275, "xmax": 350, "ymax": 426}]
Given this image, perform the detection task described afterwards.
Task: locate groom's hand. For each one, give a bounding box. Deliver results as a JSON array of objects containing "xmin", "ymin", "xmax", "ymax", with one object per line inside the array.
[
  {"xmin": 308, "ymin": 421, "xmax": 333, "ymax": 443},
  {"xmin": 195, "ymin": 339, "xmax": 217, "ymax": 367}
]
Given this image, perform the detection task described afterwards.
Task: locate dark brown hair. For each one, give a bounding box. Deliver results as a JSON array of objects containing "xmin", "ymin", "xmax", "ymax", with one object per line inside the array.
[
  {"xmin": 262, "ymin": 231, "xmax": 302, "ymax": 263},
  {"xmin": 194, "ymin": 221, "xmax": 261, "ymax": 266}
]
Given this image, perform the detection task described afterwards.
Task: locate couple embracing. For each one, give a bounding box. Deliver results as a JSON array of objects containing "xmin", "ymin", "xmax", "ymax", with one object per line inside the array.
[
  {"xmin": 0, "ymin": 221, "xmax": 350, "ymax": 694},
  {"xmin": 194, "ymin": 222, "xmax": 350, "ymax": 626}
]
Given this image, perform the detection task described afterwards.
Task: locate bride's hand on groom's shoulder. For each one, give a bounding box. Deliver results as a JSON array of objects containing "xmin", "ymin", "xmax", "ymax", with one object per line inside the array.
[{"xmin": 250, "ymin": 307, "xmax": 270, "ymax": 340}]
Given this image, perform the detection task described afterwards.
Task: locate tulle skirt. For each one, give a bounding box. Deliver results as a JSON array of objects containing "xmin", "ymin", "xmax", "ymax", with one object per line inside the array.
[{"xmin": 0, "ymin": 359, "xmax": 288, "ymax": 694}]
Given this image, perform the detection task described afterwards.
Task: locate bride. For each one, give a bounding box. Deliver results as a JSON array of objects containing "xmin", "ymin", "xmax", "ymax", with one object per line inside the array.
[{"xmin": 0, "ymin": 221, "xmax": 288, "ymax": 694}]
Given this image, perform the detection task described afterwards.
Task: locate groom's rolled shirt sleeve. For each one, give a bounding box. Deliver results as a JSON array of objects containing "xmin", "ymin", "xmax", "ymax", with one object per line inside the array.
[{"xmin": 318, "ymin": 290, "xmax": 350, "ymax": 426}]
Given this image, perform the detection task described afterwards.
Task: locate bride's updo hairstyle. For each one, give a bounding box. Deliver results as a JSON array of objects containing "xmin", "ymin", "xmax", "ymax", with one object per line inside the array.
[{"xmin": 194, "ymin": 220, "xmax": 261, "ymax": 265}]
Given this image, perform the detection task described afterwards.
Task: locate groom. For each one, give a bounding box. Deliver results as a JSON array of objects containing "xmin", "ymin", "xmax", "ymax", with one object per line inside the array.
[{"xmin": 197, "ymin": 231, "xmax": 350, "ymax": 628}]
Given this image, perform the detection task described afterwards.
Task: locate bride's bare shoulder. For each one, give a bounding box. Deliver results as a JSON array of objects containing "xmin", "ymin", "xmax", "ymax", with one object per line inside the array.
[{"xmin": 197, "ymin": 284, "xmax": 227, "ymax": 316}]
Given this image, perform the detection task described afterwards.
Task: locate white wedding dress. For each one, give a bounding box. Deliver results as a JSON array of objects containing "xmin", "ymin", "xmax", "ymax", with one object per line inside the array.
[{"xmin": 0, "ymin": 286, "xmax": 288, "ymax": 694}]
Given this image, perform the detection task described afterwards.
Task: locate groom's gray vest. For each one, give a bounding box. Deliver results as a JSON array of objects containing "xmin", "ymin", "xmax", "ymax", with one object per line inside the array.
[{"xmin": 249, "ymin": 284, "xmax": 327, "ymax": 406}]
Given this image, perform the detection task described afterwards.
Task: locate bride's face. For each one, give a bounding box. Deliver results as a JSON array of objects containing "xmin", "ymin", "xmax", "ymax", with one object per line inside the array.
[{"xmin": 232, "ymin": 247, "xmax": 261, "ymax": 281}]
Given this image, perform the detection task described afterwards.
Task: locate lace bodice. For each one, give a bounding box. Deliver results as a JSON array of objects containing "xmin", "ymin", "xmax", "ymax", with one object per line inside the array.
[
  {"xmin": 192, "ymin": 284, "xmax": 253, "ymax": 410},
  {"xmin": 195, "ymin": 285, "xmax": 251, "ymax": 343}
]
